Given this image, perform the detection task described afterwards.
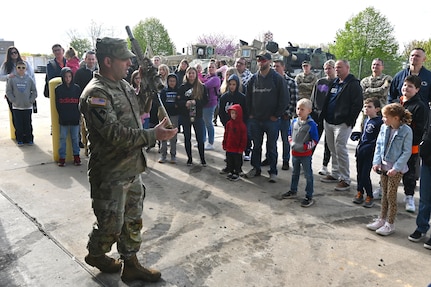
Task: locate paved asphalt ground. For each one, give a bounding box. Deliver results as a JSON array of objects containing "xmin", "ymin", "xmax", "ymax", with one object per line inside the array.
[{"xmin": 1, "ymin": 73, "xmax": 431, "ymax": 287}]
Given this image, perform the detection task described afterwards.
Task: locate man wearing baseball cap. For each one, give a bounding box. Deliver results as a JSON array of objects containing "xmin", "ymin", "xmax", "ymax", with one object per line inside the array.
[
  {"xmin": 245, "ymin": 51, "xmax": 289, "ymax": 182},
  {"xmin": 80, "ymin": 37, "xmax": 177, "ymax": 283}
]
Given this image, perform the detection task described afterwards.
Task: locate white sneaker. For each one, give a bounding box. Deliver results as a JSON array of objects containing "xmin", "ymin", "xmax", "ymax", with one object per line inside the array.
[
  {"xmin": 366, "ymin": 218, "xmax": 385, "ymax": 231},
  {"xmin": 204, "ymin": 143, "xmax": 214, "ymax": 150},
  {"xmin": 405, "ymin": 195, "xmax": 416, "ymax": 213},
  {"xmin": 243, "ymin": 155, "xmax": 251, "ymax": 161},
  {"xmin": 376, "ymin": 222, "xmax": 395, "ymax": 236},
  {"xmin": 373, "ymin": 187, "xmax": 382, "ymax": 200},
  {"xmin": 318, "ymin": 166, "xmax": 328, "ymax": 175}
]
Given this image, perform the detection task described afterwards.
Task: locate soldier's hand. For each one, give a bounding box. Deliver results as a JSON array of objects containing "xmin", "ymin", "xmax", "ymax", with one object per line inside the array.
[{"xmin": 154, "ymin": 117, "xmax": 178, "ymax": 141}]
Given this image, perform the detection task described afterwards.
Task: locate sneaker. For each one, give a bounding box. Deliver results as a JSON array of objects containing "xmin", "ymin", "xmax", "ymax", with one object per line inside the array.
[
  {"xmin": 363, "ymin": 196, "xmax": 374, "ymax": 208},
  {"xmin": 301, "ymin": 197, "xmax": 315, "ymax": 207},
  {"xmin": 268, "ymin": 173, "xmax": 277, "ymax": 183},
  {"xmin": 27, "ymin": 141, "xmax": 34, "ymax": 146},
  {"xmin": 170, "ymin": 156, "xmax": 177, "ymax": 164},
  {"xmin": 281, "ymin": 190, "xmax": 297, "ymax": 199},
  {"xmin": 424, "ymin": 238, "xmax": 431, "ymax": 250},
  {"xmin": 17, "ymin": 141, "xmax": 24, "ymax": 147},
  {"xmin": 226, "ymin": 173, "xmax": 233, "ymax": 179},
  {"xmin": 220, "ymin": 167, "xmax": 228, "ymax": 174},
  {"xmin": 229, "ymin": 174, "xmax": 240, "ymax": 182},
  {"xmin": 408, "ymin": 230, "xmax": 426, "ymax": 242},
  {"xmin": 201, "ymin": 160, "xmax": 207, "ymax": 167},
  {"xmin": 376, "ymin": 222, "xmax": 395, "ymax": 236},
  {"xmin": 366, "ymin": 218, "xmax": 386, "ymax": 231},
  {"xmin": 73, "ymin": 155, "xmax": 81, "ymax": 166},
  {"xmin": 405, "ymin": 195, "xmax": 416, "ymax": 213},
  {"xmin": 239, "ymin": 170, "xmax": 245, "ymax": 177},
  {"xmin": 158, "ymin": 157, "xmax": 166, "ymax": 163},
  {"xmin": 352, "ymin": 191, "xmax": 364, "ymax": 204},
  {"xmin": 373, "ymin": 187, "xmax": 382, "ymax": 200},
  {"xmin": 282, "ymin": 161, "xmax": 289, "ymax": 170},
  {"xmin": 261, "ymin": 159, "xmax": 269, "ymax": 166},
  {"xmin": 187, "ymin": 158, "xmax": 193, "ymax": 166},
  {"xmin": 58, "ymin": 158, "xmax": 66, "ymax": 167},
  {"xmin": 320, "ymin": 175, "xmax": 338, "ymax": 183},
  {"xmin": 204, "ymin": 143, "xmax": 214, "ymax": 150},
  {"xmin": 246, "ymin": 168, "xmax": 261, "ymax": 178},
  {"xmin": 334, "ymin": 180, "xmax": 350, "ymax": 191},
  {"xmin": 318, "ymin": 166, "xmax": 328, "ymax": 175},
  {"xmin": 243, "ymin": 155, "xmax": 251, "ymax": 161}
]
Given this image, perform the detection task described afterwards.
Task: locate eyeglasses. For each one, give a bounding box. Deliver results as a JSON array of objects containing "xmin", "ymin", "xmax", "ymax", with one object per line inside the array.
[
  {"xmin": 10, "ymin": 51, "xmax": 18, "ymax": 55},
  {"xmin": 17, "ymin": 66, "xmax": 26, "ymax": 70},
  {"xmin": 53, "ymin": 49, "xmax": 62, "ymax": 52}
]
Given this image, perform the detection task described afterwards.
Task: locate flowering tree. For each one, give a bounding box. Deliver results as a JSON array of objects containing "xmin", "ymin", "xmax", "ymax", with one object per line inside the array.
[{"xmin": 196, "ymin": 34, "xmax": 237, "ymax": 57}]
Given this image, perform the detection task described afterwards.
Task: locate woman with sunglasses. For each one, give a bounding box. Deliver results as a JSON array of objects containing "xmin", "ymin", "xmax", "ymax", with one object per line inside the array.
[{"xmin": 1, "ymin": 46, "xmax": 36, "ymax": 137}]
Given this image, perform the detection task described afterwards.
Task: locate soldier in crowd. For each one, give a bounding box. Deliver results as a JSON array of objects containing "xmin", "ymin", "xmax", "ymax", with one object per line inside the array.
[
  {"xmin": 79, "ymin": 37, "xmax": 177, "ymax": 283},
  {"xmin": 361, "ymin": 58, "xmax": 392, "ymax": 110},
  {"xmin": 295, "ymin": 60, "xmax": 318, "ymax": 99}
]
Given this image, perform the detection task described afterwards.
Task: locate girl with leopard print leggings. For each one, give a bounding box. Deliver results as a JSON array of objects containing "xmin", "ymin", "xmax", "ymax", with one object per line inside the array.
[{"xmin": 366, "ymin": 103, "xmax": 413, "ymax": 236}]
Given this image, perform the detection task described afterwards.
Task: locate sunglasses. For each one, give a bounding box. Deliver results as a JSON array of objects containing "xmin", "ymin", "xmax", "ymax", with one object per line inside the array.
[
  {"xmin": 10, "ymin": 51, "xmax": 18, "ymax": 55},
  {"xmin": 17, "ymin": 66, "xmax": 26, "ymax": 70},
  {"xmin": 257, "ymin": 58, "xmax": 268, "ymax": 63}
]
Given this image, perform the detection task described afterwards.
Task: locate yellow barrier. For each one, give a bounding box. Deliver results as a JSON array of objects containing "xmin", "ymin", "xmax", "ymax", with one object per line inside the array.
[
  {"xmin": 49, "ymin": 77, "xmax": 74, "ymax": 163},
  {"xmin": 8, "ymin": 107, "xmax": 15, "ymax": 139}
]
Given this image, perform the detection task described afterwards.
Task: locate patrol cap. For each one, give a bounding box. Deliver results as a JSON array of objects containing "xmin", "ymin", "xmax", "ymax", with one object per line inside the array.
[
  {"xmin": 96, "ymin": 37, "xmax": 135, "ymax": 59},
  {"xmin": 302, "ymin": 60, "xmax": 310, "ymax": 66},
  {"xmin": 256, "ymin": 51, "xmax": 272, "ymax": 61}
]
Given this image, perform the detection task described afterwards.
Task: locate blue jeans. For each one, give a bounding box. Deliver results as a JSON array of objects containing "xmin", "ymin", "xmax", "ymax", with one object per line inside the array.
[
  {"xmin": 280, "ymin": 116, "xmax": 291, "ymax": 163},
  {"xmin": 202, "ymin": 106, "xmax": 216, "ymax": 144},
  {"xmin": 416, "ymin": 164, "xmax": 431, "ymax": 233},
  {"xmin": 249, "ymin": 118, "xmax": 280, "ymax": 175},
  {"xmin": 290, "ymin": 155, "xmax": 314, "ymax": 198},
  {"xmin": 59, "ymin": 124, "xmax": 80, "ymax": 158}
]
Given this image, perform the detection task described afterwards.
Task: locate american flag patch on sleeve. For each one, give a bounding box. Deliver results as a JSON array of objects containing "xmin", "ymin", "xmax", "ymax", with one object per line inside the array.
[{"xmin": 90, "ymin": 97, "xmax": 107, "ymax": 106}]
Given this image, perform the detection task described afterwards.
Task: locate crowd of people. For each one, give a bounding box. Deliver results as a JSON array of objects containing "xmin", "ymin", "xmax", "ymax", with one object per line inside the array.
[{"xmin": 2, "ymin": 40, "xmax": 431, "ymax": 283}]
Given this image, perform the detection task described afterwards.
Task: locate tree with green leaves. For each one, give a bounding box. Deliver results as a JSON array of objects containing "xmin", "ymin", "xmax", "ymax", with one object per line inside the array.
[
  {"xmin": 329, "ymin": 6, "xmax": 400, "ymax": 79},
  {"xmin": 69, "ymin": 38, "xmax": 92, "ymax": 58},
  {"xmin": 131, "ymin": 18, "xmax": 175, "ymax": 57}
]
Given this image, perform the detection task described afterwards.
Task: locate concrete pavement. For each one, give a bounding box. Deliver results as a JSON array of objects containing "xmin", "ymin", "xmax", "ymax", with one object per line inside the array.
[{"xmin": 1, "ymin": 73, "xmax": 431, "ymax": 287}]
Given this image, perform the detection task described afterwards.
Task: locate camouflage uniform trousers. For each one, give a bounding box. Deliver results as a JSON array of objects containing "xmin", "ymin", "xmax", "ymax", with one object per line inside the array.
[{"xmin": 87, "ymin": 174, "xmax": 146, "ymax": 259}]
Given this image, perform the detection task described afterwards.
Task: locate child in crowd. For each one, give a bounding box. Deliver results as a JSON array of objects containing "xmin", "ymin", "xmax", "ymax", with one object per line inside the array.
[
  {"xmin": 222, "ymin": 104, "xmax": 247, "ymax": 181},
  {"xmin": 281, "ymin": 98, "xmax": 319, "ymax": 207},
  {"xmin": 6, "ymin": 61, "xmax": 37, "ymax": 146},
  {"xmin": 158, "ymin": 73, "xmax": 180, "ymax": 164},
  {"xmin": 366, "ymin": 103, "xmax": 412, "ymax": 236},
  {"xmin": 130, "ymin": 70, "xmax": 150, "ymax": 128},
  {"xmin": 399, "ymin": 75, "xmax": 428, "ymax": 213},
  {"xmin": 55, "ymin": 67, "xmax": 82, "ymax": 166},
  {"xmin": 65, "ymin": 47, "xmax": 80, "ymax": 75},
  {"xmin": 218, "ymin": 73, "xmax": 247, "ymax": 174},
  {"xmin": 351, "ymin": 97, "xmax": 383, "ymax": 208}
]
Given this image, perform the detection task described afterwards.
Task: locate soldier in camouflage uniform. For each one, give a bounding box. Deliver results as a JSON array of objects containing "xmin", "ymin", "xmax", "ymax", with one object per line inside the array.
[
  {"xmin": 295, "ymin": 60, "xmax": 318, "ymax": 99},
  {"xmin": 79, "ymin": 37, "xmax": 177, "ymax": 283},
  {"xmin": 360, "ymin": 58, "xmax": 392, "ymax": 109}
]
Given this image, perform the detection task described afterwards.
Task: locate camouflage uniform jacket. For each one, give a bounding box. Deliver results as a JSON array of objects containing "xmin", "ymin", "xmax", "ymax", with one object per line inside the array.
[
  {"xmin": 360, "ymin": 74, "xmax": 392, "ymax": 108},
  {"xmin": 295, "ymin": 72, "xmax": 318, "ymax": 99},
  {"xmin": 79, "ymin": 72, "xmax": 156, "ymax": 181}
]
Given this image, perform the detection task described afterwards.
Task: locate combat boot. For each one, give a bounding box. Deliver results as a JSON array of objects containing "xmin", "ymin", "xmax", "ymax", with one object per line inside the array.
[
  {"xmin": 84, "ymin": 254, "xmax": 122, "ymax": 273},
  {"xmin": 121, "ymin": 254, "xmax": 161, "ymax": 283}
]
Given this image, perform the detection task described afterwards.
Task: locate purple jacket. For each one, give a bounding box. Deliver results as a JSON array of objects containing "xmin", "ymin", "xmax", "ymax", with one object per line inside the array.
[{"xmin": 204, "ymin": 74, "xmax": 221, "ymax": 108}]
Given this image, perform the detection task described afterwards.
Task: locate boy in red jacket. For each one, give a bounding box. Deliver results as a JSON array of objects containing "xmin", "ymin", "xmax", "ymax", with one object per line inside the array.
[{"xmin": 222, "ymin": 104, "xmax": 247, "ymax": 181}]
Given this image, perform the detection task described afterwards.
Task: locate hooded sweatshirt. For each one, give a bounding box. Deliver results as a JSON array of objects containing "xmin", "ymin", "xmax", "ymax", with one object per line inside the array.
[
  {"xmin": 159, "ymin": 73, "xmax": 179, "ymax": 116},
  {"xmin": 218, "ymin": 74, "xmax": 247, "ymax": 126},
  {"xmin": 6, "ymin": 73, "xmax": 37, "ymax": 109},
  {"xmin": 55, "ymin": 67, "xmax": 82, "ymax": 125},
  {"xmin": 222, "ymin": 104, "xmax": 247, "ymax": 153}
]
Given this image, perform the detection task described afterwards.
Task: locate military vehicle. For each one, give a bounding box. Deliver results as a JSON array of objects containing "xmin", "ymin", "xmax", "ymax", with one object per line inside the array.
[
  {"xmin": 161, "ymin": 43, "xmax": 233, "ymax": 73},
  {"xmin": 235, "ymin": 39, "xmax": 335, "ymax": 78}
]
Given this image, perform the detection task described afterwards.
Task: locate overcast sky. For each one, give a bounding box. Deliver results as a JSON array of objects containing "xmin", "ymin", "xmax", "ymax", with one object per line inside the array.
[{"xmin": 2, "ymin": 0, "xmax": 430, "ymax": 55}]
